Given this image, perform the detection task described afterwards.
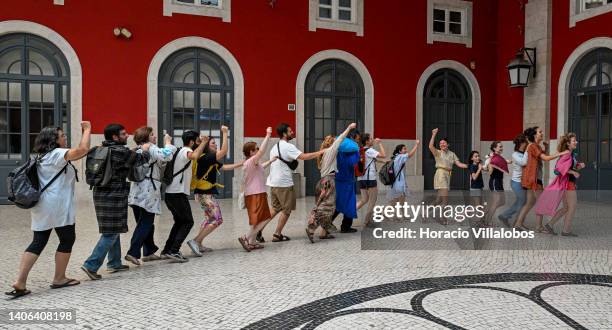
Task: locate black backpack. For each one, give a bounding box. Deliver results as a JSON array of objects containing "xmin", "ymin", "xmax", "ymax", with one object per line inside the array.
[
  {"xmin": 378, "ymin": 159, "xmax": 405, "ymax": 186},
  {"xmin": 161, "ymin": 147, "xmax": 191, "ymax": 186},
  {"xmin": 85, "ymin": 146, "xmax": 113, "ymax": 188},
  {"xmin": 7, "ymin": 154, "xmax": 74, "ymax": 209}
]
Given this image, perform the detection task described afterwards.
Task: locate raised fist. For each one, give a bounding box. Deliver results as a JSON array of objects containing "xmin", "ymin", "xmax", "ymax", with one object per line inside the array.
[
  {"xmin": 266, "ymin": 127, "xmax": 273, "ymax": 136},
  {"xmin": 81, "ymin": 121, "xmax": 91, "ymax": 131},
  {"xmin": 221, "ymin": 125, "xmax": 229, "ymax": 133},
  {"xmin": 348, "ymin": 122, "xmax": 357, "ymax": 129},
  {"xmin": 432, "ymin": 128, "xmax": 439, "ymax": 135}
]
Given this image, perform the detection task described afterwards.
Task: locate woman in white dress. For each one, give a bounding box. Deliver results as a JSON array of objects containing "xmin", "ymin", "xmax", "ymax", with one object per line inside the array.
[{"xmin": 6, "ymin": 122, "xmax": 91, "ymax": 299}]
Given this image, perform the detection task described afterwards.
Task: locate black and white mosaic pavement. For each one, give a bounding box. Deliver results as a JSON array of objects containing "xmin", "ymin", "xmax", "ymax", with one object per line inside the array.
[{"xmin": 0, "ymin": 194, "xmax": 610, "ymax": 329}]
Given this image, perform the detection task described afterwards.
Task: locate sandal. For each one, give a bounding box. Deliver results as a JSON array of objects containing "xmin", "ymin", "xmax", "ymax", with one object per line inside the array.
[
  {"xmin": 5, "ymin": 288, "xmax": 31, "ymax": 300},
  {"xmin": 238, "ymin": 236, "xmax": 252, "ymax": 252},
  {"xmin": 545, "ymin": 224, "xmax": 557, "ymax": 235},
  {"xmin": 536, "ymin": 226, "xmax": 550, "ymax": 234},
  {"xmin": 305, "ymin": 228, "xmax": 314, "ymax": 244},
  {"xmin": 50, "ymin": 278, "xmax": 80, "ymax": 289},
  {"xmin": 319, "ymin": 234, "xmax": 335, "ymax": 239},
  {"xmin": 248, "ymin": 243, "xmax": 264, "ymax": 249},
  {"xmin": 272, "ymin": 234, "xmax": 290, "ymax": 242}
]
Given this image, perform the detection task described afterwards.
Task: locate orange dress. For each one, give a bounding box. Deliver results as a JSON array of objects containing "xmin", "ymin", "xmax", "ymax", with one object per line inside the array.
[{"xmin": 521, "ymin": 143, "xmax": 543, "ymax": 191}]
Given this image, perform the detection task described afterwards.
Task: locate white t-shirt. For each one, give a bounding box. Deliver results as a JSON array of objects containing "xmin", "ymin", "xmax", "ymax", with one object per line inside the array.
[
  {"xmin": 267, "ymin": 140, "xmax": 302, "ymax": 187},
  {"xmin": 31, "ymin": 148, "xmax": 76, "ymax": 231},
  {"xmin": 358, "ymin": 147, "xmax": 380, "ymax": 181},
  {"xmin": 165, "ymin": 146, "xmax": 193, "ymax": 195}
]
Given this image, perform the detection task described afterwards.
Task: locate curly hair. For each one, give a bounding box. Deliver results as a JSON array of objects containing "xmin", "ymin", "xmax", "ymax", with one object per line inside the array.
[
  {"xmin": 33, "ymin": 127, "xmax": 62, "ymax": 154},
  {"xmin": 557, "ymin": 132, "xmax": 577, "ymax": 153}
]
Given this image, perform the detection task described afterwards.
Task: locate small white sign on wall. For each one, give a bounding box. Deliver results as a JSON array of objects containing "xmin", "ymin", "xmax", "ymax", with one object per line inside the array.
[{"xmin": 288, "ymin": 104, "xmax": 296, "ymax": 111}]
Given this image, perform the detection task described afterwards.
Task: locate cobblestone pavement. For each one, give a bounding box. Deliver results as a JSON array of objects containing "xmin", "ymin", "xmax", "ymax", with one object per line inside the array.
[{"xmin": 0, "ymin": 191, "xmax": 611, "ymax": 329}]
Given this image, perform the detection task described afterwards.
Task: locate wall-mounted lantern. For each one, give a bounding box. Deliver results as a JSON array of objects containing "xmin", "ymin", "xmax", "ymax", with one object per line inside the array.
[{"xmin": 507, "ymin": 47, "xmax": 536, "ymax": 88}]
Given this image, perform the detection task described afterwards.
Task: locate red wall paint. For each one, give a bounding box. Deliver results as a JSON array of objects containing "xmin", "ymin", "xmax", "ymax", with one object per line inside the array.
[
  {"xmin": 2, "ymin": 0, "xmax": 520, "ymax": 142},
  {"xmin": 551, "ymin": 0, "xmax": 612, "ymax": 138},
  {"xmin": 494, "ymin": 0, "xmax": 525, "ymax": 141}
]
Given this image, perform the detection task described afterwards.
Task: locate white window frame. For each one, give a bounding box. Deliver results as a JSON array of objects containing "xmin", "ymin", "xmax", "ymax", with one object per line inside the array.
[
  {"xmin": 427, "ymin": 0, "xmax": 472, "ymax": 48},
  {"xmin": 570, "ymin": 0, "xmax": 612, "ymax": 27},
  {"xmin": 163, "ymin": 0, "xmax": 231, "ymax": 22},
  {"xmin": 309, "ymin": 0, "xmax": 364, "ymax": 37}
]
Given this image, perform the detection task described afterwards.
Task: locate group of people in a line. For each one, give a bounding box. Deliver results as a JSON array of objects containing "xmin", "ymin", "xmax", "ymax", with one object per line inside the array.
[
  {"xmin": 5, "ymin": 120, "xmax": 583, "ymax": 299},
  {"xmin": 439, "ymin": 126, "xmax": 583, "ymax": 236}
]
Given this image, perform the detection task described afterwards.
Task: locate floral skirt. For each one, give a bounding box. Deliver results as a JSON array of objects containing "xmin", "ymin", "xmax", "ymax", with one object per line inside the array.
[
  {"xmin": 307, "ymin": 174, "xmax": 336, "ymax": 232},
  {"xmin": 195, "ymin": 194, "xmax": 223, "ymax": 228}
]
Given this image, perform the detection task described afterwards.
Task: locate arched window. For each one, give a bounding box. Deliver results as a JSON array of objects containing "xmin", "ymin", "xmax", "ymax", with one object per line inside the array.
[
  {"xmin": 158, "ymin": 47, "xmax": 234, "ymax": 198},
  {"xmin": 423, "ymin": 69, "xmax": 471, "ymax": 190},
  {"xmin": 0, "ymin": 33, "xmax": 69, "ymax": 201},
  {"xmin": 304, "ymin": 59, "xmax": 364, "ymax": 195},
  {"xmin": 569, "ymin": 48, "xmax": 612, "ymax": 192}
]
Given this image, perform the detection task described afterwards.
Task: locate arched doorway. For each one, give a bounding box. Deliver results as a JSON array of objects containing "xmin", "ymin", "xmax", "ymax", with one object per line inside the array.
[
  {"xmin": 304, "ymin": 59, "xmax": 364, "ymax": 196},
  {"xmin": 0, "ymin": 33, "xmax": 70, "ymax": 201},
  {"xmin": 422, "ymin": 69, "xmax": 471, "ymax": 190},
  {"xmin": 158, "ymin": 47, "xmax": 234, "ymax": 198},
  {"xmin": 569, "ymin": 48, "xmax": 612, "ymax": 192}
]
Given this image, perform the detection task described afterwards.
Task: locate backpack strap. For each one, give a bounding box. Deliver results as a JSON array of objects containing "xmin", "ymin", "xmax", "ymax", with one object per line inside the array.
[
  {"xmin": 40, "ymin": 162, "xmax": 70, "ymax": 193},
  {"xmin": 392, "ymin": 162, "xmax": 405, "ymax": 185},
  {"xmin": 175, "ymin": 160, "xmax": 192, "ymax": 183}
]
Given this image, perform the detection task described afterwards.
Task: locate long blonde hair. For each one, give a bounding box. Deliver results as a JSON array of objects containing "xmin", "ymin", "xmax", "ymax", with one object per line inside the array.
[
  {"xmin": 557, "ymin": 132, "xmax": 576, "ymax": 153},
  {"xmin": 317, "ymin": 135, "xmax": 335, "ymax": 170}
]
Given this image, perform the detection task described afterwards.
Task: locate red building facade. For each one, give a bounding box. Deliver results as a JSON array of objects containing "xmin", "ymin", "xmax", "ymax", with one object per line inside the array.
[{"xmin": 1, "ymin": 0, "xmax": 611, "ymax": 199}]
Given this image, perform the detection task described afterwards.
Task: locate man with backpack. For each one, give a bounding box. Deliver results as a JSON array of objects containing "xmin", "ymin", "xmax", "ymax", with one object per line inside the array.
[
  {"xmin": 160, "ymin": 130, "xmax": 207, "ymax": 261},
  {"xmin": 81, "ymin": 124, "xmax": 151, "ymax": 280}
]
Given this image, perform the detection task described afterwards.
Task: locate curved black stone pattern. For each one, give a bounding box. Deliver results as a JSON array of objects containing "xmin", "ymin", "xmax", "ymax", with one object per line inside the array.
[{"xmin": 243, "ymin": 273, "xmax": 612, "ymax": 330}]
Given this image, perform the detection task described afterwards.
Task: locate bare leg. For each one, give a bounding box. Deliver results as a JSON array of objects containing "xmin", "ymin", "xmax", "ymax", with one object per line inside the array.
[
  {"xmin": 194, "ymin": 224, "xmax": 219, "ymax": 245},
  {"xmin": 437, "ymin": 189, "xmax": 449, "ymax": 224},
  {"xmin": 484, "ymin": 192, "xmax": 505, "ymax": 225},
  {"xmin": 356, "ymin": 189, "xmax": 369, "ymax": 210},
  {"xmin": 365, "ymin": 187, "xmax": 379, "ymax": 225},
  {"xmin": 515, "ymin": 190, "xmax": 536, "ymax": 228},
  {"xmin": 562, "ymin": 190, "xmax": 577, "ymax": 233},
  {"xmin": 12, "ymin": 252, "xmax": 38, "ymax": 290},
  {"xmin": 547, "ymin": 192, "xmax": 568, "ymax": 228},
  {"xmin": 533, "ymin": 190, "xmax": 545, "ymax": 229},
  {"xmin": 254, "ymin": 210, "xmax": 278, "ymax": 238},
  {"xmin": 274, "ymin": 212, "xmax": 290, "ymax": 235},
  {"xmin": 52, "ymin": 252, "xmax": 72, "ymax": 284},
  {"xmin": 247, "ymin": 219, "xmax": 273, "ymax": 243}
]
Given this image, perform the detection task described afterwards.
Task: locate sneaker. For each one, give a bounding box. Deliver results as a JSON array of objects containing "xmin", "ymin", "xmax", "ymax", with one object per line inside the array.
[
  {"xmin": 166, "ymin": 252, "xmax": 189, "ymax": 263},
  {"xmin": 160, "ymin": 253, "xmax": 170, "ymax": 260},
  {"xmin": 81, "ymin": 266, "xmax": 102, "ymax": 280},
  {"xmin": 107, "ymin": 265, "xmax": 130, "ymax": 273},
  {"xmin": 124, "ymin": 255, "xmax": 141, "ymax": 266},
  {"xmin": 142, "ymin": 254, "xmax": 162, "ymax": 262},
  {"xmin": 498, "ymin": 215, "xmax": 510, "ymax": 228},
  {"xmin": 255, "ymin": 231, "xmax": 265, "ymax": 243},
  {"xmin": 186, "ymin": 240, "xmax": 203, "ymax": 257}
]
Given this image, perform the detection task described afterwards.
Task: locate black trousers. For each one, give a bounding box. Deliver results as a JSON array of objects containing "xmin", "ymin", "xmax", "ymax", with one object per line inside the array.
[
  {"xmin": 163, "ymin": 193, "xmax": 194, "ymax": 254},
  {"xmin": 331, "ymin": 210, "xmax": 354, "ymax": 231},
  {"xmin": 26, "ymin": 224, "xmax": 76, "ymax": 255}
]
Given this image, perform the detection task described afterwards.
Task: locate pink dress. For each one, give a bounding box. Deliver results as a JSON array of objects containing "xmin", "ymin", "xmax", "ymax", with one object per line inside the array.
[{"xmin": 535, "ymin": 153, "xmax": 573, "ymax": 217}]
